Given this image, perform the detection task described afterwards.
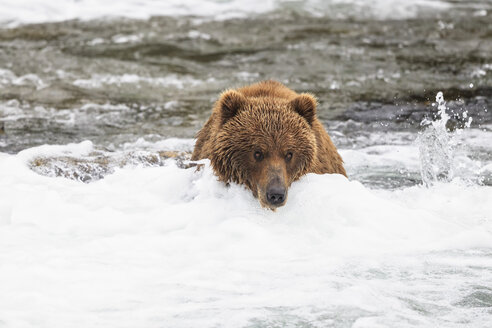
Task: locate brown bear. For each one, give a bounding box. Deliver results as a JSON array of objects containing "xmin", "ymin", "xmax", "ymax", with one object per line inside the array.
[{"xmin": 192, "ymin": 80, "xmax": 346, "ymax": 209}]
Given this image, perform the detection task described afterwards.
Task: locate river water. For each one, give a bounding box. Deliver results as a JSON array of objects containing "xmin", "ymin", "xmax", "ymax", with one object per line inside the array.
[{"xmin": 0, "ymin": 1, "xmax": 491, "ymax": 327}]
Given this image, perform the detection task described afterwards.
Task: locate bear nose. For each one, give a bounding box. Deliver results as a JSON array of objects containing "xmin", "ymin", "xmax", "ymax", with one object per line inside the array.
[{"xmin": 266, "ymin": 186, "xmax": 286, "ymax": 206}]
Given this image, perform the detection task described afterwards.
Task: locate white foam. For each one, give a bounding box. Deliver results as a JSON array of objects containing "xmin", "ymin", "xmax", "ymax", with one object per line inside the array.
[
  {"xmin": 0, "ymin": 140, "xmax": 491, "ymax": 326},
  {"xmin": 122, "ymin": 137, "xmax": 195, "ymax": 152},
  {"xmin": 73, "ymin": 74, "xmax": 204, "ymax": 89},
  {"xmin": 15, "ymin": 140, "xmax": 94, "ymax": 161},
  {"xmin": 341, "ymin": 144, "xmax": 420, "ymax": 168},
  {"xmin": 0, "ymin": 0, "xmax": 454, "ymax": 27},
  {"xmin": 0, "ymin": 68, "xmax": 46, "ymax": 89}
]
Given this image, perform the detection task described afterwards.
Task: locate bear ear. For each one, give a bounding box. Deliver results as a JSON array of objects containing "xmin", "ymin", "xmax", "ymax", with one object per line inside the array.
[
  {"xmin": 217, "ymin": 90, "xmax": 247, "ymax": 125},
  {"xmin": 290, "ymin": 93, "xmax": 317, "ymax": 126}
]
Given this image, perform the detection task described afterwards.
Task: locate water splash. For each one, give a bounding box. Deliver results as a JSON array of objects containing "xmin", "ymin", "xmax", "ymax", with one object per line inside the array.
[
  {"xmin": 417, "ymin": 92, "xmax": 474, "ymax": 186},
  {"xmin": 417, "ymin": 91, "xmax": 483, "ymax": 186}
]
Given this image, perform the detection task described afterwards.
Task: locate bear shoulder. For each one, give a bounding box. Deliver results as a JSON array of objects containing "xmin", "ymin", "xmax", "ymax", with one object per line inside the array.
[{"xmin": 236, "ymin": 80, "xmax": 298, "ymax": 100}]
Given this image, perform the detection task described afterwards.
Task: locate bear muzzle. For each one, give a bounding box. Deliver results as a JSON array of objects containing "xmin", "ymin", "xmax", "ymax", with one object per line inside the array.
[{"xmin": 259, "ymin": 168, "xmax": 288, "ymax": 209}]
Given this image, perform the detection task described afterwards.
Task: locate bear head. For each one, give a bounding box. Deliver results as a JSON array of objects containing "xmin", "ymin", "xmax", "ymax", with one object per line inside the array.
[{"xmin": 210, "ymin": 90, "xmax": 318, "ymax": 209}]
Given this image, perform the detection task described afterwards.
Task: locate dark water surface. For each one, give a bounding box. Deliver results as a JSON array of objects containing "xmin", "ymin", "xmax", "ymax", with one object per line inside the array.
[{"xmin": 0, "ymin": 2, "xmax": 491, "ymax": 187}]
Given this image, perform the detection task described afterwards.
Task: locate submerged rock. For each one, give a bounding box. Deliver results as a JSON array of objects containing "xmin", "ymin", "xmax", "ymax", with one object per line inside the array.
[{"xmin": 29, "ymin": 150, "xmax": 192, "ymax": 183}]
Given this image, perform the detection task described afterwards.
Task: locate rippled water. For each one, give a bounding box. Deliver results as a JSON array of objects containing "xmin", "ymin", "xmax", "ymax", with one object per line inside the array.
[
  {"xmin": 1, "ymin": 1, "xmax": 491, "ymax": 188},
  {"xmin": 0, "ymin": 1, "xmax": 491, "ymax": 327}
]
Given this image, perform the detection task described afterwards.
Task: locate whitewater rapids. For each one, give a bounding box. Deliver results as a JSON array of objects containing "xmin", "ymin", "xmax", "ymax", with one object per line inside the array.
[{"xmin": 0, "ymin": 140, "xmax": 491, "ymax": 327}]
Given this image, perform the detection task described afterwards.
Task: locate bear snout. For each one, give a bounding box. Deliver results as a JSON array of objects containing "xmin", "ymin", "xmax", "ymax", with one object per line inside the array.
[
  {"xmin": 257, "ymin": 162, "xmax": 289, "ymax": 209},
  {"xmin": 263, "ymin": 171, "xmax": 288, "ymax": 208}
]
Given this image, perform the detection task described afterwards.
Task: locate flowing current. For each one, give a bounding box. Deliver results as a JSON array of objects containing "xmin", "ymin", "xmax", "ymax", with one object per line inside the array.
[{"xmin": 0, "ymin": 1, "xmax": 491, "ymax": 327}]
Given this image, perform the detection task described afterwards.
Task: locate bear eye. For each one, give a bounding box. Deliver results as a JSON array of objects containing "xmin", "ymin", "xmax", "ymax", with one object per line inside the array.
[
  {"xmin": 285, "ymin": 152, "xmax": 293, "ymax": 162},
  {"xmin": 254, "ymin": 150, "xmax": 264, "ymax": 161}
]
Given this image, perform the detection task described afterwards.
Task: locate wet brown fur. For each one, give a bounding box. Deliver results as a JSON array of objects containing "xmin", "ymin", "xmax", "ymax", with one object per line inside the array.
[{"xmin": 192, "ymin": 80, "xmax": 346, "ymax": 208}]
